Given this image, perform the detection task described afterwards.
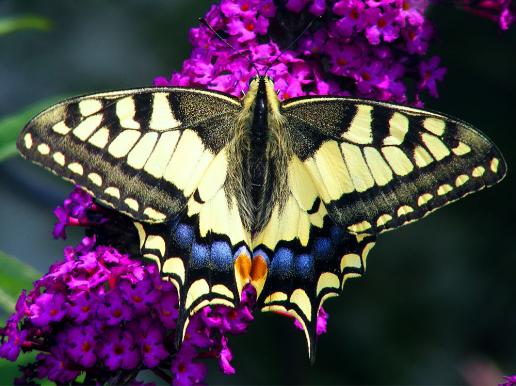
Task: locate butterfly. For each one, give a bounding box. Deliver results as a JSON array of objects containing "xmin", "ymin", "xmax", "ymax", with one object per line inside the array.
[{"xmin": 17, "ymin": 75, "xmax": 506, "ymax": 360}]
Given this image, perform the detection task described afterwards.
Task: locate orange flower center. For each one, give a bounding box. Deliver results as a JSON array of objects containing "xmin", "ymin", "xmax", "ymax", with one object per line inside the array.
[{"xmin": 82, "ymin": 341, "xmax": 92, "ymax": 352}]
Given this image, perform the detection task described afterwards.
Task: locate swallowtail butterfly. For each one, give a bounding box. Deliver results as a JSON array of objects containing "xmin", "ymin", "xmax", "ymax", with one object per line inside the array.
[{"xmin": 17, "ymin": 76, "xmax": 506, "ymax": 359}]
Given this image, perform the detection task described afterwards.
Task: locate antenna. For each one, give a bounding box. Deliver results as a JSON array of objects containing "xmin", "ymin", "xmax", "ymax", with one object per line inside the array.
[
  {"xmin": 264, "ymin": 17, "xmax": 319, "ymax": 75},
  {"xmin": 199, "ymin": 18, "xmax": 261, "ymax": 76}
]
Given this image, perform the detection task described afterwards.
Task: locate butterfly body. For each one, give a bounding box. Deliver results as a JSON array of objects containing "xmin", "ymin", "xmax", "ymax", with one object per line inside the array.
[{"xmin": 17, "ymin": 77, "xmax": 506, "ymax": 360}]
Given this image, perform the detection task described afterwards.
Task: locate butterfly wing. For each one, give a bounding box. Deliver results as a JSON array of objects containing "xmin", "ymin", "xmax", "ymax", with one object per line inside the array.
[
  {"xmin": 281, "ymin": 97, "xmax": 506, "ymax": 234},
  {"xmin": 255, "ymin": 213, "xmax": 375, "ymax": 360},
  {"xmin": 17, "ymin": 87, "xmax": 241, "ymax": 223},
  {"xmin": 254, "ymin": 96, "xmax": 506, "ymax": 359},
  {"xmin": 17, "ymin": 87, "xmax": 252, "ymax": 343}
]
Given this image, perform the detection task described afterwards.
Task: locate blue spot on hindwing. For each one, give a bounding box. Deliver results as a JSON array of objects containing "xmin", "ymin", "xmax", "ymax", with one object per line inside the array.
[
  {"xmin": 295, "ymin": 254, "xmax": 314, "ymax": 280},
  {"xmin": 270, "ymin": 247, "xmax": 294, "ymax": 278},
  {"xmin": 312, "ymin": 237, "xmax": 332, "ymax": 259},
  {"xmin": 191, "ymin": 242, "xmax": 209, "ymax": 268},
  {"xmin": 210, "ymin": 241, "xmax": 233, "ymax": 271},
  {"xmin": 330, "ymin": 225, "xmax": 345, "ymax": 244},
  {"xmin": 174, "ymin": 224, "xmax": 194, "ymax": 250}
]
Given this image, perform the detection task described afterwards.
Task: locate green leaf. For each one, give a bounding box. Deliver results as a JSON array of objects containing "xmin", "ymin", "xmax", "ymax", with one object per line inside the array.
[
  {"xmin": 0, "ymin": 96, "xmax": 65, "ymax": 162},
  {"xmin": 0, "ymin": 15, "xmax": 52, "ymax": 36},
  {"xmin": 0, "ymin": 251, "xmax": 40, "ymax": 315},
  {"xmin": 0, "ymin": 351, "xmax": 54, "ymax": 385}
]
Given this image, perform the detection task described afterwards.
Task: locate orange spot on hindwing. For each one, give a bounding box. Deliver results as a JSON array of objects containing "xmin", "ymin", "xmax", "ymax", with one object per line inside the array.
[
  {"xmin": 234, "ymin": 248, "xmax": 252, "ymax": 299},
  {"xmin": 250, "ymin": 254, "xmax": 268, "ymax": 298}
]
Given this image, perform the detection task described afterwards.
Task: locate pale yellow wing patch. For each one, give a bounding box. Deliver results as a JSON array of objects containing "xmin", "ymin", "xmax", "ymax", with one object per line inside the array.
[{"xmin": 252, "ymin": 155, "xmax": 327, "ymax": 251}]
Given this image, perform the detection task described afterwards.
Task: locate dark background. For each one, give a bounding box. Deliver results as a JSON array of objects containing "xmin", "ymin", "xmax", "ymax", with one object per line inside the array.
[{"xmin": 0, "ymin": 1, "xmax": 515, "ymax": 384}]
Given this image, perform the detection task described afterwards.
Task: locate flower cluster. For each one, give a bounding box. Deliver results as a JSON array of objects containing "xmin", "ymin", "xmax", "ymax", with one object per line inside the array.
[
  {"xmin": 0, "ymin": 187, "xmax": 257, "ymax": 385},
  {"xmin": 156, "ymin": 0, "xmax": 438, "ymax": 103},
  {"xmin": 157, "ymin": 0, "xmax": 513, "ymax": 104}
]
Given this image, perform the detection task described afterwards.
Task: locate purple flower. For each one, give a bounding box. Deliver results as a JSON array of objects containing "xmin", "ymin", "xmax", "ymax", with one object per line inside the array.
[
  {"xmin": 36, "ymin": 347, "xmax": 80, "ymax": 383},
  {"xmin": 326, "ymin": 41, "xmax": 363, "ymax": 76},
  {"xmin": 333, "ymin": 0, "xmax": 367, "ymax": 36},
  {"xmin": 183, "ymin": 314, "xmax": 214, "ymax": 350},
  {"xmin": 119, "ymin": 276, "xmax": 160, "ymax": 314},
  {"xmin": 418, "ymin": 56, "xmax": 447, "ymax": 97},
  {"xmin": 99, "ymin": 328, "xmax": 140, "ymax": 370},
  {"xmin": 156, "ymin": 287, "xmax": 180, "ymax": 329},
  {"xmin": 202, "ymin": 303, "xmax": 254, "ymax": 334},
  {"xmin": 287, "ymin": 0, "xmax": 327, "ymax": 15},
  {"xmin": 458, "ymin": 0, "xmax": 514, "ymax": 30},
  {"xmin": 221, "ymin": 0, "xmax": 257, "ymax": 18},
  {"xmin": 131, "ymin": 318, "xmax": 169, "ymax": 368},
  {"xmin": 64, "ymin": 325, "xmax": 98, "ymax": 368},
  {"xmin": 365, "ymin": 7, "xmax": 401, "ymax": 44},
  {"xmin": 97, "ymin": 289, "xmax": 133, "ymax": 325},
  {"xmin": 500, "ymin": 8, "xmax": 514, "ymax": 29},
  {"xmin": 397, "ymin": 0, "xmax": 426, "ymax": 26},
  {"xmin": 68, "ymin": 290, "xmax": 98, "ymax": 323},
  {"xmin": 0, "ymin": 327, "xmax": 28, "ymax": 361},
  {"xmin": 171, "ymin": 345, "xmax": 207, "ymax": 386},
  {"xmin": 218, "ymin": 336, "xmax": 236, "ymax": 375},
  {"xmin": 29, "ymin": 293, "xmax": 67, "ymax": 327},
  {"xmin": 286, "ymin": 0, "xmax": 312, "ymax": 12},
  {"xmin": 52, "ymin": 186, "xmax": 97, "ymax": 239},
  {"xmin": 402, "ymin": 22, "xmax": 432, "ymax": 54}
]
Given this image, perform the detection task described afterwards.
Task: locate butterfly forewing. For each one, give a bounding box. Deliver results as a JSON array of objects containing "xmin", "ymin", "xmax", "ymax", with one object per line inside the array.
[
  {"xmin": 17, "ymin": 87, "xmax": 241, "ymax": 223},
  {"xmin": 281, "ymin": 97, "xmax": 507, "ymax": 235}
]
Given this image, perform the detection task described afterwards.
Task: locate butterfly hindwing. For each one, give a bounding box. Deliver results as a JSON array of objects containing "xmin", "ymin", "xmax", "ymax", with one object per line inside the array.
[
  {"xmin": 281, "ymin": 97, "xmax": 507, "ymax": 235},
  {"xmin": 135, "ymin": 180, "xmax": 252, "ymax": 344},
  {"xmin": 17, "ymin": 87, "xmax": 241, "ymax": 223},
  {"xmin": 255, "ymin": 212, "xmax": 376, "ymax": 360}
]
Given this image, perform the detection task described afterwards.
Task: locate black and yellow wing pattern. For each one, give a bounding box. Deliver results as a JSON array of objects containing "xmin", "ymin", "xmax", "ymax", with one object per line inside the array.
[
  {"xmin": 17, "ymin": 78, "xmax": 506, "ymax": 360},
  {"xmin": 17, "ymin": 87, "xmax": 254, "ymax": 341},
  {"xmin": 252, "ymin": 93, "xmax": 506, "ymax": 358}
]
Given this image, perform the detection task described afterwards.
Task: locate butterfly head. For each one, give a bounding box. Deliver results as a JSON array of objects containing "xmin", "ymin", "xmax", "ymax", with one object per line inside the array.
[
  {"xmin": 243, "ymin": 75, "xmax": 281, "ymax": 113},
  {"xmin": 247, "ymin": 75, "xmax": 273, "ymax": 89}
]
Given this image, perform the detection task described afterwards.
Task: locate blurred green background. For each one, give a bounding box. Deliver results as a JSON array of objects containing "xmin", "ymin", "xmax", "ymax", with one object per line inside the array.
[{"xmin": 0, "ymin": 1, "xmax": 515, "ymax": 385}]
